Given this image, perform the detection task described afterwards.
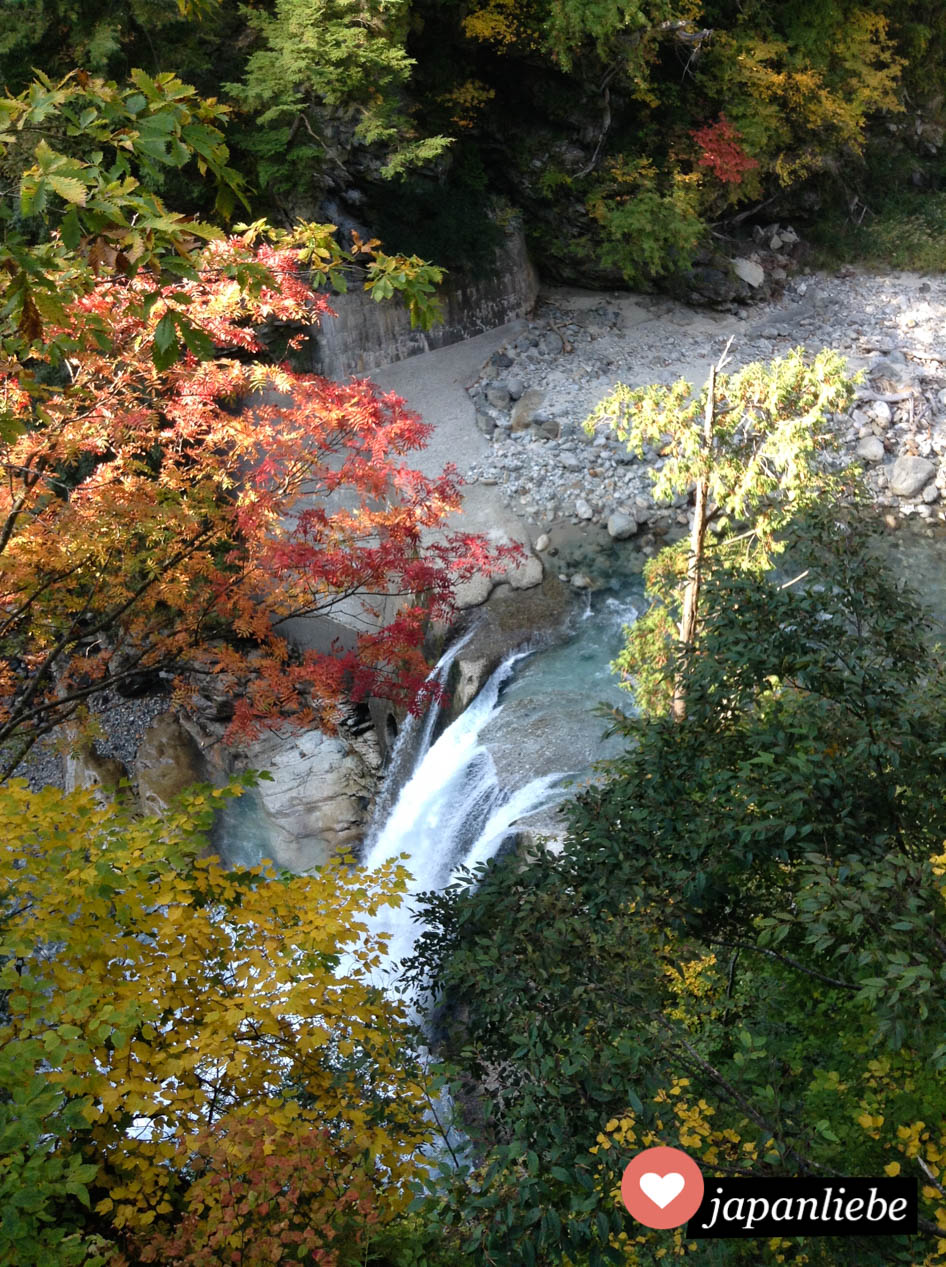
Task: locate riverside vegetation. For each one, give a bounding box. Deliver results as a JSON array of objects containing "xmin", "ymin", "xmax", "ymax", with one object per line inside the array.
[{"xmin": 3, "ymin": 5, "xmax": 946, "ymax": 1266}]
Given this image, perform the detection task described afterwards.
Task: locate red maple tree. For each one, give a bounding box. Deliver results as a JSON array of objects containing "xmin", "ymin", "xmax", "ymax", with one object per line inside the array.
[
  {"xmin": 691, "ymin": 115, "xmax": 759, "ymax": 185},
  {"xmin": 0, "ymin": 234, "xmax": 513, "ymax": 772}
]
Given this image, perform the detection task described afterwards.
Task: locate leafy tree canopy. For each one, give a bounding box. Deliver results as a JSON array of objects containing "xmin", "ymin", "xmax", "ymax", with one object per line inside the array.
[
  {"xmin": 0, "ymin": 778, "xmax": 434, "ymax": 1265},
  {"xmin": 408, "ymin": 513, "xmax": 946, "ymax": 1265}
]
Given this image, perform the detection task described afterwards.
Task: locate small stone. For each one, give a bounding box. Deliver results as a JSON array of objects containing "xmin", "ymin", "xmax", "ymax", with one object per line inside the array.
[
  {"xmin": 923, "ymin": 482, "xmax": 940, "ymax": 504},
  {"xmin": 486, "ymin": 385, "xmax": 511, "ymax": 410},
  {"xmin": 869, "ymin": 399, "xmax": 892, "ymax": 425},
  {"xmin": 535, "ymin": 533, "xmax": 550, "ymax": 552},
  {"xmin": 889, "ymin": 455, "xmax": 937, "ymax": 497},
  {"xmin": 575, "ymin": 498, "xmax": 594, "ymax": 520},
  {"xmin": 533, "ymin": 417, "xmax": 561, "ymax": 440},
  {"xmin": 570, "ymin": 572, "xmax": 593, "ymax": 589},
  {"xmin": 856, "ymin": 435, "xmax": 885, "ymax": 463},
  {"xmin": 475, "ymin": 411, "xmax": 496, "ymax": 437},
  {"xmin": 506, "ymin": 376, "xmax": 525, "ymax": 400},
  {"xmin": 769, "ymin": 234, "xmax": 783, "ymax": 250}
]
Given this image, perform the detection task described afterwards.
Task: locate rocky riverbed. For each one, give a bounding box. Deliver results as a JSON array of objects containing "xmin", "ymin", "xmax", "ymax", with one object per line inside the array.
[{"xmin": 464, "ymin": 261, "xmax": 946, "ymax": 586}]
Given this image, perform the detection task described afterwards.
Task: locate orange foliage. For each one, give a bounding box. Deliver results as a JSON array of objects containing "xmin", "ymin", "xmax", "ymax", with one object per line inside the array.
[{"xmin": 0, "ymin": 236, "xmax": 515, "ymax": 770}]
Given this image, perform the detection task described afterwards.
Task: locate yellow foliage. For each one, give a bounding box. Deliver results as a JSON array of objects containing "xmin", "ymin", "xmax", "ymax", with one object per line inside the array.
[
  {"xmin": 0, "ymin": 779, "xmax": 432, "ymax": 1243},
  {"xmin": 438, "ymin": 79, "xmax": 496, "ymax": 129},
  {"xmin": 709, "ymin": 12, "xmax": 902, "ymax": 185},
  {"xmin": 462, "ymin": 0, "xmax": 538, "ymax": 51}
]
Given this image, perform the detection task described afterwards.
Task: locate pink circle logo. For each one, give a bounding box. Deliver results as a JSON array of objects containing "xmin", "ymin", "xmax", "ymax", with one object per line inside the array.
[{"xmin": 621, "ymin": 1146, "xmax": 705, "ymax": 1229}]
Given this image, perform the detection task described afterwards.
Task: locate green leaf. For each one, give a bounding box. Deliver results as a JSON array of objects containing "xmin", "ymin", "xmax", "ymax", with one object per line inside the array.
[
  {"xmin": 47, "ymin": 176, "xmax": 87, "ymax": 206},
  {"xmin": 152, "ymin": 311, "xmax": 180, "ymax": 369}
]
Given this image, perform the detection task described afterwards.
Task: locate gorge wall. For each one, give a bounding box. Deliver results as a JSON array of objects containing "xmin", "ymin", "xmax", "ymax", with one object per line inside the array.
[{"xmin": 309, "ymin": 221, "xmax": 539, "ymax": 381}]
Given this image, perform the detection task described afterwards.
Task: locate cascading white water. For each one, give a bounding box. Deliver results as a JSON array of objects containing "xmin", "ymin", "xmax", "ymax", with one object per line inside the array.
[
  {"xmin": 361, "ymin": 646, "xmax": 566, "ymax": 982},
  {"xmin": 355, "ymin": 591, "xmax": 642, "ymax": 997}
]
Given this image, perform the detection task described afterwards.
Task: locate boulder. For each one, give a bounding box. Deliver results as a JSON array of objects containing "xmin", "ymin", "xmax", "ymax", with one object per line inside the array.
[
  {"xmin": 135, "ymin": 712, "xmax": 210, "ymax": 815},
  {"xmin": 888, "ymin": 455, "xmax": 937, "ymax": 498},
  {"xmin": 607, "ymin": 510, "xmax": 638, "ymax": 539},
  {"xmin": 454, "ymin": 571, "xmax": 497, "ymax": 609},
  {"xmin": 507, "ymin": 553, "xmax": 544, "ymax": 590},
  {"xmin": 64, "ymin": 743, "xmax": 129, "ymax": 804},
  {"xmin": 733, "ymin": 257, "xmax": 765, "ymax": 288},
  {"xmin": 510, "ymin": 388, "xmax": 547, "ymax": 432}
]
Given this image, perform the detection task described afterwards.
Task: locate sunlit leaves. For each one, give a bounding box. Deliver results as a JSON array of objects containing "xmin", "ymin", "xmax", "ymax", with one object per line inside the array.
[
  {"xmin": 0, "ymin": 780, "xmax": 432, "ymax": 1261},
  {"xmin": 584, "ymin": 347, "xmax": 858, "ymax": 712},
  {"xmin": 0, "ymin": 214, "xmax": 507, "ymax": 774}
]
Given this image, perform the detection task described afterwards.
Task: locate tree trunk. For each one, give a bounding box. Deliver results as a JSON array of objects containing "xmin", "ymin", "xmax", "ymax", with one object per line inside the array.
[{"xmin": 671, "ymin": 362, "xmax": 715, "ymax": 722}]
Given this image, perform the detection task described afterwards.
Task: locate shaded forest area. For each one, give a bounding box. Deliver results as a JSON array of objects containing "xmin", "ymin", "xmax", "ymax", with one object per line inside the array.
[{"xmin": 4, "ymin": 0, "xmax": 945, "ymax": 283}]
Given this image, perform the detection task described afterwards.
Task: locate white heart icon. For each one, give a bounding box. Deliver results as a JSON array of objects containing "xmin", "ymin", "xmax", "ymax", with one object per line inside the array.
[{"xmin": 639, "ymin": 1171, "xmax": 686, "ymax": 1209}]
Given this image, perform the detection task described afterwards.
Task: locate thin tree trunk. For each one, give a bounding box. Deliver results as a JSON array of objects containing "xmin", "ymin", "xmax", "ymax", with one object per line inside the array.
[{"xmin": 671, "ymin": 361, "xmax": 716, "ymax": 722}]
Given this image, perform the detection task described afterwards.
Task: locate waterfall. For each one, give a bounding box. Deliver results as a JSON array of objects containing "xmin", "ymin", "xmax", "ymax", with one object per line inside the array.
[{"xmin": 361, "ymin": 645, "xmax": 566, "ymax": 983}]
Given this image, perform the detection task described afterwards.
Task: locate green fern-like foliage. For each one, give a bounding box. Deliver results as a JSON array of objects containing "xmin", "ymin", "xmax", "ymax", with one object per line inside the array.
[{"xmin": 227, "ymin": 0, "xmax": 451, "ymax": 201}]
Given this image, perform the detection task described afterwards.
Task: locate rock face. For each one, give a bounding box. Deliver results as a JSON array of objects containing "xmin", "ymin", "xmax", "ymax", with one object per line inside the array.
[
  {"xmin": 133, "ymin": 710, "xmax": 377, "ymax": 874},
  {"xmin": 447, "ymin": 574, "xmax": 573, "ymax": 721},
  {"xmin": 888, "ymin": 455, "xmax": 936, "ymax": 498},
  {"xmin": 228, "ymin": 728, "xmax": 376, "ymax": 873},
  {"xmin": 135, "ymin": 713, "xmax": 210, "ymax": 815}
]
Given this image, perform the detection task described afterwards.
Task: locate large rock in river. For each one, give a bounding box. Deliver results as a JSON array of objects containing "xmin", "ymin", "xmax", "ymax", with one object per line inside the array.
[{"xmin": 223, "ymin": 727, "xmax": 376, "ymax": 873}]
